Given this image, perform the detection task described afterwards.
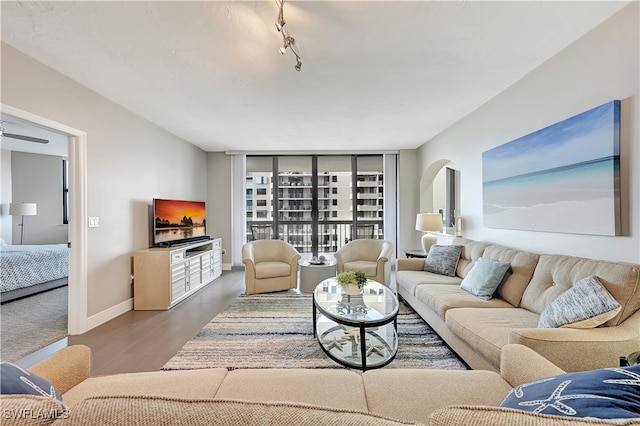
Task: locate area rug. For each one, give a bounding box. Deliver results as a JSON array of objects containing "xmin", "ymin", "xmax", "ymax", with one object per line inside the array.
[
  {"xmin": 163, "ymin": 293, "xmax": 467, "ymax": 371},
  {"xmin": 1, "ymin": 286, "xmax": 68, "ymax": 362}
]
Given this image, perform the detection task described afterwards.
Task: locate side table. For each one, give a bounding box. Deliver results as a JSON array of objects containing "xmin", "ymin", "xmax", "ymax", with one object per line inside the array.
[
  {"xmin": 404, "ymin": 249, "xmax": 427, "ymax": 258},
  {"xmin": 298, "ymin": 260, "xmax": 337, "ymax": 293}
]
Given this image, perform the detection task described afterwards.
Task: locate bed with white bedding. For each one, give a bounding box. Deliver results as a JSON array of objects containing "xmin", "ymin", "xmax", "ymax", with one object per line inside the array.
[{"xmin": 0, "ymin": 243, "xmax": 69, "ymax": 303}]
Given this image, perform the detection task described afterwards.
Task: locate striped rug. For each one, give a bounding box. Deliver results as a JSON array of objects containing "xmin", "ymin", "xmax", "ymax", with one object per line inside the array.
[{"xmin": 163, "ymin": 293, "xmax": 467, "ymax": 371}]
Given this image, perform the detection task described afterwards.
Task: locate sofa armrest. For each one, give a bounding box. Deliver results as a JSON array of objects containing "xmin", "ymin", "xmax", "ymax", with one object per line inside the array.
[
  {"xmin": 28, "ymin": 345, "xmax": 92, "ymax": 393},
  {"xmin": 500, "ymin": 344, "xmax": 565, "ymax": 388},
  {"xmin": 397, "ymin": 258, "xmax": 424, "ymax": 271},
  {"xmin": 508, "ymin": 325, "xmax": 640, "ymax": 372}
]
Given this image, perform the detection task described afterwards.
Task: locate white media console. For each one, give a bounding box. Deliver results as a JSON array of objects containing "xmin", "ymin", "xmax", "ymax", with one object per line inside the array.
[{"xmin": 133, "ymin": 238, "xmax": 222, "ymax": 310}]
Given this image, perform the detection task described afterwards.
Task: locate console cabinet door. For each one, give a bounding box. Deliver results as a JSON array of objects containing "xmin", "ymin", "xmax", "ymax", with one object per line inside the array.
[
  {"xmin": 212, "ymin": 239, "xmax": 222, "ymax": 278},
  {"xmin": 171, "ymin": 262, "xmax": 187, "ymax": 301},
  {"xmin": 201, "ymin": 252, "xmax": 213, "ymax": 282},
  {"xmin": 187, "ymin": 257, "xmax": 202, "ymax": 289}
]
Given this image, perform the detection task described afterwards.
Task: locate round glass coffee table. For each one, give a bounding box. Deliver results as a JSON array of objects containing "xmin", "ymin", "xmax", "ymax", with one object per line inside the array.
[{"xmin": 313, "ymin": 278, "xmax": 399, "ymax": 371}]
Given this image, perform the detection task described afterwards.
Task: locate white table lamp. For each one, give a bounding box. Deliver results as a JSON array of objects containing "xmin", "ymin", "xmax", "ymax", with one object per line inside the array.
[
  {"xmin": 415, "ymin": 213, "xmax": 443, "ymax": 254},
  {"xmin": 10, "ymin": 202, "xmax": 37, "ymax": 245}
]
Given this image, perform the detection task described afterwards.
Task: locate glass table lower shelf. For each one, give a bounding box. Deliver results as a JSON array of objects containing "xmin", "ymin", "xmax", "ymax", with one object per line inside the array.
[{"xmin": 315, "ymin": 317, "xmax": 398, "ymax": 370}]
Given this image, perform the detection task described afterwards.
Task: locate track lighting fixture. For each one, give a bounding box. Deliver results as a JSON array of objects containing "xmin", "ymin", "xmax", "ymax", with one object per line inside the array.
[{"xmin": 275, "ymin": 0, "xmax": 302, "ymax": 71}]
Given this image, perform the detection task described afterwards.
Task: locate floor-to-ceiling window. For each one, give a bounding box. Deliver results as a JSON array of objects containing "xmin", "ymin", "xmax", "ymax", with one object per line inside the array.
[{"xmin": 245, "ymin": 154, "xmax": 385, "ymax": 258}]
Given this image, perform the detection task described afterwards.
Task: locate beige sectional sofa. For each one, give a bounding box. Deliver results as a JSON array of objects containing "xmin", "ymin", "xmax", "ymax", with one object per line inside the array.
[
  {"xmin": 5, "ymin": 343, "xmax": 638, "ymax": 425},
  {"xmin": 397, "ymin": 238, "xmax": 640, "ymax": 373}
]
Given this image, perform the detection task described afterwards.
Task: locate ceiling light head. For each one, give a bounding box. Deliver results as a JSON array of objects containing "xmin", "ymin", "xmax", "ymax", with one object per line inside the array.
[{"xmin": 274, "ymin": 0, "xmax": 302, "ymax": 71}]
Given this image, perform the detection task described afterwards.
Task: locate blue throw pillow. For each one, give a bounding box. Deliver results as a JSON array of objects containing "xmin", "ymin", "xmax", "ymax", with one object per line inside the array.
[
  {"xmin": 459, "ymin": 257, "xmax": 511, "ymax": 300},
  {"xmin": 0, "ymin": 362, "xmax": 62, "ymax": 401},
  {"xmin": 500, "ymin": 365, "xmax": 640, "ymax": 419}
]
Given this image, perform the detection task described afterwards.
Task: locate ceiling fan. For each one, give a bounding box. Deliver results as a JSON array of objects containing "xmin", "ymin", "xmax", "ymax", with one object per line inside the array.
[{"xmin": 0, "ymin": 120, "xmax": 49, "ymax": 144}]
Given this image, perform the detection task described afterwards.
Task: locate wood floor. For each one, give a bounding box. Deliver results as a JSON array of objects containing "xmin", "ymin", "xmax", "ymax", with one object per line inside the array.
[
  {"xmin": 20, "ymin": 269, "xmax": 394, "ymax": 375},
  {"xmin": 22, "ymin": 270, "xmax": 247, "ymax": 376}
]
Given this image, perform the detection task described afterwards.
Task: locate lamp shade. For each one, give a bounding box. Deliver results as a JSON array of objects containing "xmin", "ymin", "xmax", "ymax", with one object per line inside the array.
[
  {"xmin": 415, "ymin": 213, "xmax": 443, "ymax": 232},
  {"xmin": 9, "ymin": 202, "xmax": 37, "ymax": 216}
]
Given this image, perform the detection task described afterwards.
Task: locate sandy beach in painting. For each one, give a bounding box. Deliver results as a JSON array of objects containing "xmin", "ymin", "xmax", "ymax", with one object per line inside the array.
[
  {"xmin": 484, "ymin": 198, "xmax": 618, "ymax": 235},
  {"xmin": 483, "ymin": 158, "xmax": 619, "ymax": 235}
]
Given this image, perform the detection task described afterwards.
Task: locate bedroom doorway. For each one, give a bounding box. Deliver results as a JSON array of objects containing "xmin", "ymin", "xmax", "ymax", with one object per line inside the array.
[{"xmin": 0, "ymin": 104, "xmax": 88, "ymax": 358}]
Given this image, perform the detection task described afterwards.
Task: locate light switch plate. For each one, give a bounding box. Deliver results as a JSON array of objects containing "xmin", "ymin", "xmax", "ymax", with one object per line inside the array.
[{"xmin": 88, "ymin": 217, "xmax": 99, "ymax": 228}]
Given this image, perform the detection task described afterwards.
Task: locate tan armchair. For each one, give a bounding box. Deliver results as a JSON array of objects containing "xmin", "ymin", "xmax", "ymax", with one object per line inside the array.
[
  {"xmin": 242, "ymin": 240, "xmax": 301, "ymax": 294},
  {"xmin": 335, "ymin": 239, "xmax": 394, "ymax": 285}
]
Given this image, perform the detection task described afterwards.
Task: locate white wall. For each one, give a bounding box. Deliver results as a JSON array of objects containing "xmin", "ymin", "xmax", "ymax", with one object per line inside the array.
[
  {"xmin": 1, "ymin": 42, "xmax": 208, "ymax": 318},
  {"xmin": 0, "ymin": 149, "xmax": 13, "ymax": 243},
  {"xmin": 11, "ymin": 151, "xmax": 68, "ymax": 244},
  {"xmin": 412, "ymin": 3, "xmax": 639, "ymax": 263},
  {"xmin": 206, "ymin": 152, "xmax": 232, "ymax": 268},
  {"xmin": 398, "ymin": 149, "xmax": 419, "ymax": 251}
]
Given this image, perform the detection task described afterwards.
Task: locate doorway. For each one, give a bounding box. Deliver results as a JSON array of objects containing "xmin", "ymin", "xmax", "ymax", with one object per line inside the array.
[{"xmin": 1, "ymin": 104, "xmax": 88, "ymax": 339}]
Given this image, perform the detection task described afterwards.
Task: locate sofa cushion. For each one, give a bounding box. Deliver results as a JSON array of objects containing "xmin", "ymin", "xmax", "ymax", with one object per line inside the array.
[
  {"xmin": 343, "ymin": 261, "xmax": 378, "ymax": 279},
  {"xmin": 396, "ymin": 271, "xmax": 462, "ymax": 297},
  {"xmin": 429, "ymin": 405, "xmax": 639, "ymax": 426},
  {"xmin": 521, "ymin": 255, "xmax": 640, "ymax": 326},
  {"xmin": 452, "ymin": 238, "xmax": 490, "ymax": 278},
  {"xmin": 61, "ymin": 368, "xmax": 228, "ymax": 407},
  {"xmin": 54, "ymin": 397, "xmax": 422, "ymax": 426},
  {"xmin": 0, "ymin": 395, "xmax": 68, "ymax": 426},
  {"xmin": 460, "ymin": 258, "xmax": 511, "ymax": 300},
  {"xmin": 415, "ymin": 285, "xmax": 512, "ymax": 320},
  {"xmin": 255, "ymin": 261, "xmax": 291, "ymax": 279},
  {"xmin": 500, "ymin": 365, "xmax": 640, "ymax": 419},
  {"xmin": 538, "ymin": 276, "xmax": 622, "ymax": 329},
  {"xmin": 482, "ymin": 245, "xmax": 540, "ymax": 307},
  {"xmin": 445, "ymin": 308, "xmax": 539, "ymax": 368},
  {"xmin": 363, "ymin": 369, "xmax": 511, "ymax": 424},
  {"xmin": 214, "ymin": 368, "xmax": 369, "ymax": 412},
  {"xmin": 1, "ymin": 363, "xmax": 62, "ymax": 401},
  {"xmin": 424, "ymin": 245, "xmax": 463, "ymax": 277}
]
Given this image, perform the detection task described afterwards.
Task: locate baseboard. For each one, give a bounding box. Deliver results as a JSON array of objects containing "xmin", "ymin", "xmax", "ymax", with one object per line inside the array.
[
  {"xmin": 223, "ymin": 263, "xmax": 233, "ymax": 271},
  {"xmin": 85, "ymin": 297, "xmax": 133, "ymax": 331}
]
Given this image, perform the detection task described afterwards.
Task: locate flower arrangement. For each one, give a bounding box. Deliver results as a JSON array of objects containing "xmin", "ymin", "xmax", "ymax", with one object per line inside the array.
[{"xmin": 337, "ymin": 270, "xmax": 368, "ymax": 289}]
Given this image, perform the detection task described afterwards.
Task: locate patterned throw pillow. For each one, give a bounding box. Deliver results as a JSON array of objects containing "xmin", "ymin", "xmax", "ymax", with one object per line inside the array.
[
  {"xmin": 0, "ymin": 362, "xmax": 62, "ymax": 401},
  {"xmin": 423, "ymin": 245, "xmax": 463, "ymax": 277},
  {"xmin": 538, "ymin": 276, "xmax": 621, "ymax": 328},
  {"xmin": 500, "ymin": 365, "xmax": 640, "ymax": 419},
  {"xmin": 460, "ymin": 257, "xmax": 511, "ymax": 300}
]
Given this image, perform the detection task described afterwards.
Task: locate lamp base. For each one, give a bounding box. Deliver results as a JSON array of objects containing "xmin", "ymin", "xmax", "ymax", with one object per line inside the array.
[{"xmin": 421, "ymin": 233, "xmax": 437, "ymax": 254}]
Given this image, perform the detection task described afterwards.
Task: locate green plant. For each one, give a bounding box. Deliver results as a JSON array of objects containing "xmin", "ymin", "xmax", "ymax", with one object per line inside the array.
[{"xmin": 337, "ymin": 270, "xmax": 368, "ymax": 288}]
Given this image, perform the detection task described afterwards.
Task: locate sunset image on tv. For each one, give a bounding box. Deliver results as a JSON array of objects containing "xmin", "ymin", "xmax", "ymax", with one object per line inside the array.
[{"xmin": 154, "ymin": 199, "xmax": 207, "ymax": 244}]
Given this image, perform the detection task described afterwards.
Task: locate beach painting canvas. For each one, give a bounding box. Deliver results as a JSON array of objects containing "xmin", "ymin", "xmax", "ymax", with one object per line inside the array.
[{"xmin": 482, "ymin": 100, "xmax": 620, "ymax": 235}]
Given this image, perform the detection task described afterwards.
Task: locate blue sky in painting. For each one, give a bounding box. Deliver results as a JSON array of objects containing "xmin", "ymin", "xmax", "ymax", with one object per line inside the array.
[{"xmin": 482, "ymin": 100, "xmax": 620, "ymax": 183}]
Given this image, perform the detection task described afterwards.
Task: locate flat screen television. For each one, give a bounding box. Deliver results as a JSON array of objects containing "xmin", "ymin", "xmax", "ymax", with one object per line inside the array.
[{"xmin": 152, "ymin": 198, "xmax": 208, "ymax": 247}]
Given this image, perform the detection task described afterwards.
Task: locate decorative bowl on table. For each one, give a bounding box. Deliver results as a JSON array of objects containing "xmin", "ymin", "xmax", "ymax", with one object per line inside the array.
[{"xmin": 309, "ymin": 255, "xmax": 326, "ymax": 265}]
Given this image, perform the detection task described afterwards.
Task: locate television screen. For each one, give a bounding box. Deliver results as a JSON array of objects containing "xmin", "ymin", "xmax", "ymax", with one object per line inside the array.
[{"xmin": 153, "ymin": 199, "xmax": 207, "ymax": 246}]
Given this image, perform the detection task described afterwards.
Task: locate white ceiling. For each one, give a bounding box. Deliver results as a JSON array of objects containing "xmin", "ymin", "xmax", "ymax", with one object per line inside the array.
[{"xmin": 0, "ymin": 1, "xmax": 630, "ymax": 153}]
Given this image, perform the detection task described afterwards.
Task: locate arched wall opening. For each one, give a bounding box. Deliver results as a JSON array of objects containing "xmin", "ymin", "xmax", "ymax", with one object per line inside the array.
[{"xmin": 418, "ymin": 159, "xmax": 460, "ymax": 234}]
